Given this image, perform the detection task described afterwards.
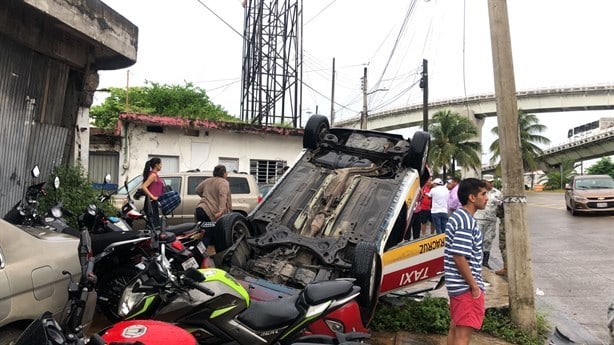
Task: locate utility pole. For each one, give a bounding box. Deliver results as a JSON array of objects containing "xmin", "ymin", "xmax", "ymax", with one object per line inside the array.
[
  {"xmin": 420, "ymin": 59, "xmax": 428, "ymax": 131},
  {"xmin": 360, "ymin": 67, "xmax": 368, "ymax": 130},
  {"xmin": 487, "ymin": 0, "xmax": 536, "ymax": 335},
  {"xmin": 330, "ymin": 58, "xmax": 336, "ymax": 126}
]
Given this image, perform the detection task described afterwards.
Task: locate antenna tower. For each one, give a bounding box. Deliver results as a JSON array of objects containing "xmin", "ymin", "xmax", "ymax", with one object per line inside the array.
[{"xmin": 240, "ymin": 0, "xmax": 303, "ymax": 128}]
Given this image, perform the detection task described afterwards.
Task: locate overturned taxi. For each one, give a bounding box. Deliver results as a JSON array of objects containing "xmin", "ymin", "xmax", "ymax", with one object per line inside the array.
[{"xmin": 213, "ymin": 115, "xmax": 443, "ymax": 324}]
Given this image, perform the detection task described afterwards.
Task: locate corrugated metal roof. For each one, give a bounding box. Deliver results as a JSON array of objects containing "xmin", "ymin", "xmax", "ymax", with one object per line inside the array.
[{"xmin": 117, "ymin": 113, "xmax": 304, "ymax": 137}]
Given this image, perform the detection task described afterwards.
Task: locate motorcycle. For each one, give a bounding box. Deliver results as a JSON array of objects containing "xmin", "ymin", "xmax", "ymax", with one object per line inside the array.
[
  {"xmin": 3, "ymin": 165, "xmax": 77, "ymax": 236},
  {"xmin": 14, "ymin": 229, "xmax": 199, "ymax": 345},
  {"xmin": 114, "ymin": 240, "xmax": 371, "ymax": 345}
]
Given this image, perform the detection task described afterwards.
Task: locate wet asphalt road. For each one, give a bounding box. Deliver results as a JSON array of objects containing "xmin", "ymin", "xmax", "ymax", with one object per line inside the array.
[{"xmin": 503, "ymin": 191, "xmax": 614, "ymax": 343}]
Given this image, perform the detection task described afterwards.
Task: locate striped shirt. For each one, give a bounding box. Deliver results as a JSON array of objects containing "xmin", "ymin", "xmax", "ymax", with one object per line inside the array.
[{"xmin": 444, "ymin": 208, "xmax": 484, "ymax": 296}]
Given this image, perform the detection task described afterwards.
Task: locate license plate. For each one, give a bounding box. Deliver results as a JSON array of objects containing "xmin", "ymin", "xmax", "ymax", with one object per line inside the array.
[
  {"xmin": 596, "ymin": 202, "xmax": 607, "ymax": 208},
  {"xmin": 197, "ymin": 242, "xmax": 206, "ymax": 255},
  {"xmin": 182, "ymin": 257, "xmax": 199, "ymax": 270}
]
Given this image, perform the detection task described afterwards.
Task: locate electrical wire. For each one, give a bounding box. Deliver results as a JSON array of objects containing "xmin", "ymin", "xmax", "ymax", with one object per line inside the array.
[
  {"xmin": 194, "ymin": 0, "xmax": 244, "ymax": 38},
  {"xmin": 305, "ymin": 0, "xmax": 337, "ymax": 26}
]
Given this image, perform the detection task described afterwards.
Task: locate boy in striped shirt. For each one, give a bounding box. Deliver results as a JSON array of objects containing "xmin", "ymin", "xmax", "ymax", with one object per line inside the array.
[{"xmin": 444, "ymin": 178, "xmax": 488, "ymax": 345}]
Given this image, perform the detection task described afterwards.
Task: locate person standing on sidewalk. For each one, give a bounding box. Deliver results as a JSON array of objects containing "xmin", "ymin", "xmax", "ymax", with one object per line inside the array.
[
  {"xmin": 419, "ymin": 177, "xmax": 433, "ymax": 236},
  {"xmin": 444, "ymin": 178, "xmax": 488, "ymax": 345},
  {"xmin": 447, "ymin": 177, "xmax": 461, "ymax": 214},
  {"xmin": 430, "ymin": 178, "xmax": 449, "ymax": 234},
  {"xmin": 473, "ymin": 176, "xmax": 502, "ymax": 269}
]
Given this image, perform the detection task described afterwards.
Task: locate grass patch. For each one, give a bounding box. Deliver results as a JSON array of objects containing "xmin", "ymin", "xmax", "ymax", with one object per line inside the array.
[{"xmin": 370, "ymin": 296, "xmax": 549, "ymax": 345}]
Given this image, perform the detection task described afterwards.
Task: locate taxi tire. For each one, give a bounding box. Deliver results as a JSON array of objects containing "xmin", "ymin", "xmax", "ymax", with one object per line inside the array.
[
  {"xmin": 404, "ymin": 131, "xmax": 430, "ymax": 174},
  {"xmin": 303, "ymin": 115, "xmax": 330, "ymax": 149},
  {"xmin": 214, "ymin": 213, "xmax": 251, "ymax": 252},
  {"xmin": 350, "ymin": 241, "xmax": 381, "ymax": 325}
]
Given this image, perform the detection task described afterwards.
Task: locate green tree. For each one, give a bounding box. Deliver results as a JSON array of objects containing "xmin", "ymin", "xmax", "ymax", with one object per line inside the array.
[
  {"xmin": 428, "ymin": 109, "xmax": 481, "ymax": 177},
  {"xmin": 489, "ymin": 109, "xmax": 551, "ymax": 172},
  {"xmin": 540, "ymin": 160, "xmax": 577, "ymax": 190},
  {"xmin": 90, "ymin": 82, "xmax": 238, "ymax": 129},
  {"xmin": 586, "ymin": 157, "xmax": 614, "ymax": 177}
]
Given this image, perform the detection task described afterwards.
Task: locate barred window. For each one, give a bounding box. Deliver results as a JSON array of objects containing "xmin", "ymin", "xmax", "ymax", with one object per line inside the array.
[{"xmin": 250, "ymin": 160, "xmax": 286, "ymax": 184}]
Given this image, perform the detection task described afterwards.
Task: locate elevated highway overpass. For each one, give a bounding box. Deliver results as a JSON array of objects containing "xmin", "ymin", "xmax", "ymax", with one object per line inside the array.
[
  {"xmin": 333, "ymin": 84, "xmax": 614, "ymax": 174},
  {"xmin": 335, "ymin": 85, "xmax": 614, "ymax": 131}
]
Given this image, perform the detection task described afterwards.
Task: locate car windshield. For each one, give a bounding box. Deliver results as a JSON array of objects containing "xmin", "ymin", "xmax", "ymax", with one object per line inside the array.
[
  {"xmin": 115, "ymin": 176, "xmax": 144, "ymax": 195},
  {"xmin": 574, "ymin": 178, "xmax": 614, "ymax": 189}
]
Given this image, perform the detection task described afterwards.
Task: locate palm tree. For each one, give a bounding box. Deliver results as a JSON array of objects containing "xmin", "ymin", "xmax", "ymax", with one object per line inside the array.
[
  {"xmin": 428, "ymin": 109, "xmax": 481, "ymax": 178},
  {"xmin": 489, "ymin": 109, "xmax": 551, "ymax": 173}
]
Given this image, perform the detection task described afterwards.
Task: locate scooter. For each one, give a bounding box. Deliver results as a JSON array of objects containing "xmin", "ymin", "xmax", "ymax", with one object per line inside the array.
[
  {"xmin": 115, "ymin": 239, "xmax": 371, "ymax": 345},
  {"xmin": 13, "ymin": 229, "xmax": 199, "ymax": 345}
]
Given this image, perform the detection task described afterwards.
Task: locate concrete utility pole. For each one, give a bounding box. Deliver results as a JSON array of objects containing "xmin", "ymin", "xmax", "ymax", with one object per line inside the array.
[
  {"xmin": 330, "ymin": 58, "xmax": 336, "ymax": 126},
  {"xmin": 487, "ymin": 0, "xmax": 536, "ymax": 335},
  {"xmin": 360, "ymin": 67, "xmax": 368, "ymax": 130},
  {"xmin": 420, "ymin": 59, "xmax": 428, "ymax": 131}
]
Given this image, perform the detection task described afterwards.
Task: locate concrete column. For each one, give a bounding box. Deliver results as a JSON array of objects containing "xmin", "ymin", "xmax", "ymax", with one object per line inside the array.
[{"xmin": 73, "ymin": 107, "xmax": 90, "ymax": 171}]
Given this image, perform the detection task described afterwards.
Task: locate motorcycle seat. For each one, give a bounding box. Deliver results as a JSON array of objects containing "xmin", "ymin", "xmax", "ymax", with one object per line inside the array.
[
  {"xmin": 90, "ymin": 230, "xmax": 145, "ymax": 255},
  {"xmin": 237, "ymin": 295, "xmax": 301, "ymax": 330},
  {"xmin": 303, "ymin": 279, "xmax": 356, "ymax": 305},
  {"xmin": 165, "ymin": 222, "xmax": 197, "ymax": 235}
]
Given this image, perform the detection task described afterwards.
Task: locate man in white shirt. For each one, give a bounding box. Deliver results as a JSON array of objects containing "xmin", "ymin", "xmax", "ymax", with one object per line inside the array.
[{"xmin": 430, "ymin": 178, "xmax": 450, "ymax": 234}]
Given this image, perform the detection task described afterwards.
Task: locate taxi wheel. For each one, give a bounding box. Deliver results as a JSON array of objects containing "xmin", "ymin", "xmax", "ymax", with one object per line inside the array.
[
  {"xmin": 350, "ymin": 241, "xmax": 382, "ymax": 325},
  {"xmin": 303, "ymin": 115, "xmax": 330, "ymax": 149},
  {"xmin": 214, "ymin": 213, "xmax": 251, "ymax": 252}
]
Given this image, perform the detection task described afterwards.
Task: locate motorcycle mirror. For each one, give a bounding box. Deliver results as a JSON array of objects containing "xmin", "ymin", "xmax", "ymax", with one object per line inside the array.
[
  {"xmin": 104, "ymin": 173, "xmax": 112, "ymax": 184},
  {"xmin": 31, "ymin": 165, "xmax": 40, "ymax": 178},
  {"xmin": 184, "ymin": 267, "xmax": 205, "ymax": 282},
  {"xmin": 53, "ymin": 176, "xmax": 60, "ymax": 189}
]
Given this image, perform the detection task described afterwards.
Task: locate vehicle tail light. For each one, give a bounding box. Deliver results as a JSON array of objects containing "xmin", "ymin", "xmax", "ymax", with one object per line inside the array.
[{"xmin": 171, "ymin": 240, "xmax": 185, "ymax": 251}]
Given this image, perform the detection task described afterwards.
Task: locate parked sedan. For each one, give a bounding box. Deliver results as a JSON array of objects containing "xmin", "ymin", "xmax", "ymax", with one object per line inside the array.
[
  {"xmin": 211, "ymin": 115, "xmax": 443, "ymax": 325},
  {"xmin": 565, "ymin": 174, "xmax": 614, "ymax": 215},
  {"xmin": 0, "ymin": 219, "xmax": 80, "ymax": 344}
]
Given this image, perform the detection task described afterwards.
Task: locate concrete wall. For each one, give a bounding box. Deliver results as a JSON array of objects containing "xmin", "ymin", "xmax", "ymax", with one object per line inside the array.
[{"xmin": 118, "ymin": 123, "xmax": 304, "ymax": 180}]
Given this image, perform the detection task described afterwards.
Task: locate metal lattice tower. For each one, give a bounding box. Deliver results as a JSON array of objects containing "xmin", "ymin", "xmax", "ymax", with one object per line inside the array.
[{"xmin": 240, "ymin": 0, "xmax": 302, "ymax": 128}]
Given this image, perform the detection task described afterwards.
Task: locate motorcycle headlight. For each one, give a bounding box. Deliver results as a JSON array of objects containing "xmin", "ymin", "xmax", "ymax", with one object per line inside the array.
[
  {"xmin": 118, "ymin": 279, "xmax": 147, "ymax": 317},
  {"xmin": 51, "ymin": 206, "xmax": 63, "ymax": 218}
]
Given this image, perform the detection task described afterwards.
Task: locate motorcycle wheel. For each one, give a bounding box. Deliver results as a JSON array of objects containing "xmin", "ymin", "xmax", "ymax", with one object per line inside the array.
[
  {"xmin": 350, "ymin": 241, "xmax": 382, "ymax": 326},
  {"xmin": 97, "ymin": 265, "xmax": 141, "ymax": 321},
  {"xmin": 0, "ymin": 327, "xmax": 22, "ymax": 345}
]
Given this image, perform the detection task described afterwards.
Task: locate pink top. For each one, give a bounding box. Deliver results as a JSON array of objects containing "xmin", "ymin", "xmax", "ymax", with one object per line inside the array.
[{"xmin": 148, "ymin": 172, "xmax": 164, "ymax": 197}]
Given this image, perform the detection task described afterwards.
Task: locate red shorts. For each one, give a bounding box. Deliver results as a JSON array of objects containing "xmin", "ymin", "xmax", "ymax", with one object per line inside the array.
[{"xmin": 449, "ymin": 290, "xmax": 485, "ymax": 329}]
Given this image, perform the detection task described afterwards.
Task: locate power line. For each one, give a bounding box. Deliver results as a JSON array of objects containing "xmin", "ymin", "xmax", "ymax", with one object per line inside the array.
[{"xmin": 194, "ymin": 0, "xmax": 244, "ymax": 38}]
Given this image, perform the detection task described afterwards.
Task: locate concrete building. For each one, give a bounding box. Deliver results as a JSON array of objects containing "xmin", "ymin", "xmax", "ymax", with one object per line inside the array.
[
  {"xmin": 106, "ymin": 113, "xmax": 304, "ymax": 185},
  {"xmin": 0, "ymin": 0, "xmax": 137, "ymax": 214}
]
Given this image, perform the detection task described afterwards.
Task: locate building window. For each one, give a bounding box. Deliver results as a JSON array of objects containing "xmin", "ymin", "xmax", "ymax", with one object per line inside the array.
[
  {"xmin": 250, "ymin": 159, "xmax": 286, "ymax": 184},
  {"xmin": 219, "ymin": 158, "xmax": 239, "ymax": 173},
  {"xmin": 146, "ymin": 125, "xmax": 164, "ymax": 133}
]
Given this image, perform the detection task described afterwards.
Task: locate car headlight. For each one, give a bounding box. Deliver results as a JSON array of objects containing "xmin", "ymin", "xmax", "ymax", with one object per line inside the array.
[
  {"xmin": 51, "ymin": 206, "xmax": 63, "ymax": 218},
  {"xmin": 118, "ymin": 279, "xmax": 147, "ymax": 317},
  {"xmin": 573, "ymin": 195, "xmax": 588, "ymax": 202}
]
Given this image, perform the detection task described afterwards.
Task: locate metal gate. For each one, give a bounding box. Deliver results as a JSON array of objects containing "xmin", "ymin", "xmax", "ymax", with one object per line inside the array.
[{"xmin": 89, "ymin": 152, "xmax": 120, "ymax": 189}]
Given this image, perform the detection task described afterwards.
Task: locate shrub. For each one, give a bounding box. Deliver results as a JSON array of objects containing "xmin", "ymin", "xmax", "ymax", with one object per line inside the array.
[{"xmin": 38, "ymin": 164, "xmax": 117, "ymax": 229}]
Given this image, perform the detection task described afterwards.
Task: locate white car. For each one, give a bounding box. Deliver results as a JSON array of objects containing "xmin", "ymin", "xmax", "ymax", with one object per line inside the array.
[{"xmin": 0, "ymin": 219, "xmax": 80, "ymax": 344}]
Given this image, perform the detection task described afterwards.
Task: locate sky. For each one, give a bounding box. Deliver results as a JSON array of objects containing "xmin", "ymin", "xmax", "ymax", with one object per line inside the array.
[{"xmin": 97, "ymin": 0, "xmax": 614, "ymax": 165}]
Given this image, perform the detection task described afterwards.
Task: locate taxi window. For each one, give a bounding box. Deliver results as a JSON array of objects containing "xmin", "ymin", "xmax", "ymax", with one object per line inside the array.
[{"xmin": 162, "ymin": 177, "xmax": 181, "ymax": 193}]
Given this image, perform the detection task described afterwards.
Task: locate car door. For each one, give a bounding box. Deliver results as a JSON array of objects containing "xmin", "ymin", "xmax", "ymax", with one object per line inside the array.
[
  {"xmin": 0, "ymin": 244, "xmax": 10, "ymax": 324},
  {"xmin": 379, "ymin": 234, "xmax": 445, "ymax": 296},
  {"xmin": 565, "ymin": 176, "xmax": 575, "ymax": 207}
]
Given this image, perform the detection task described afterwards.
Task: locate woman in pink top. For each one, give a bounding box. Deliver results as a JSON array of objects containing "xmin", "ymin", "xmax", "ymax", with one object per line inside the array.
[{"xmin": 142, "ymin": 157, "xmax": 163, "ymax": 228}]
